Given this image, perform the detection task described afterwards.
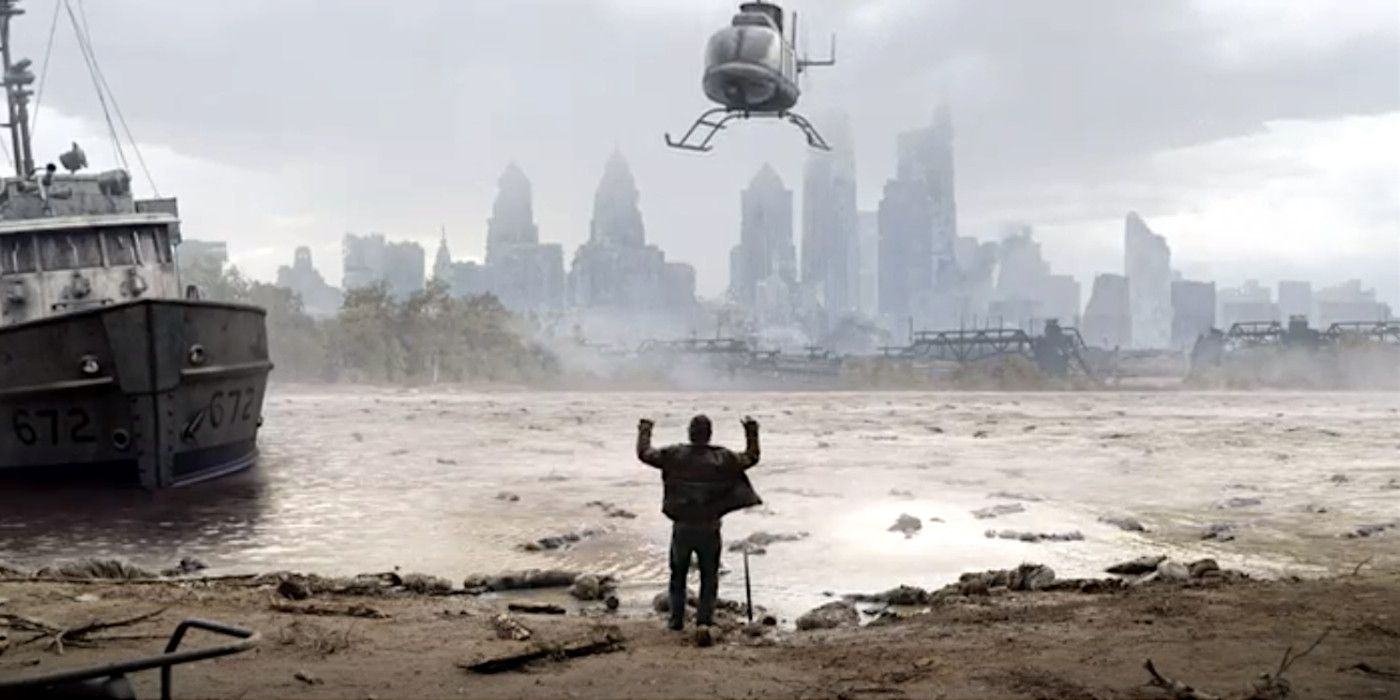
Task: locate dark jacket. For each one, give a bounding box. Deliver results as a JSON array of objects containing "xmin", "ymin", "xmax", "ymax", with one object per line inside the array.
[{"xmin": 637, "ymin": 425, "xmax": 761, "ymax": 525}]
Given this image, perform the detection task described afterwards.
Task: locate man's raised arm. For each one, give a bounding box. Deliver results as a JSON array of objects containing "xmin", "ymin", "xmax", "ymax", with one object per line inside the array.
[
  {"xmin": 735, "ymin": 416, "xmax": 761, "ymax": 469},
  {"xmin": 637, "ymin": 418, "xmax": 664, "ymax": 468}
]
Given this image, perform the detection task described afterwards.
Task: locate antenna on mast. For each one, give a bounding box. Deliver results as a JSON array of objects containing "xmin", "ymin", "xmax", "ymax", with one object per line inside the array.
[{"xmin": 0, "ymin": 0, "xmax": 36, "ymax": 177}]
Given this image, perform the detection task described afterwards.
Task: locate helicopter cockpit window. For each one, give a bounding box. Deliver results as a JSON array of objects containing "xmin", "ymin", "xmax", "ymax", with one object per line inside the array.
[
  {"xmin": 1, "ymin": 234, "xmax": 36, "ymax": 274},
  {"xmin": 39, "ymin": 231, "xmax": 103, "ymax": 271},
  {"xmin": 103, "ymin": 229, "xmax": 138, "ymax": 266},
  {"xmin": 736, "ymin": 28, "xmax": 779, "ymax": 66}
]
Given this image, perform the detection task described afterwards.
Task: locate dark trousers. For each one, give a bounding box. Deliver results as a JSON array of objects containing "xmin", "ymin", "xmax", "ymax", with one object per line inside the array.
[{"xmin": 668, "ymin": 522, "xmax": 721, "ymax": 626}]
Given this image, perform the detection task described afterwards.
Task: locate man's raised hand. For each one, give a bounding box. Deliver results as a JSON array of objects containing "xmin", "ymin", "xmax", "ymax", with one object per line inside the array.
[
  {"xmin": 741, "ymin": 416, "xmax": 759, "ymax": 432},
  {"xmin": 638, "ymin": 418, "xmax": 655, "ymax": 431}
]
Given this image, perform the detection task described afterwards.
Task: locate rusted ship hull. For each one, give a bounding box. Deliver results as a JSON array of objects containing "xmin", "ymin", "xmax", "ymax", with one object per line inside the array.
[{"xmin": 0, "ymin": 299, "xmax": 271, "ymax": 488}]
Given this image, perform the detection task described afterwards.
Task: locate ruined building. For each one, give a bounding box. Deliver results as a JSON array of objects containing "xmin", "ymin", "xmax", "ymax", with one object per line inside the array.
[
  {"xmin": 801, "ymin": 113, "xmax": 859, "ymax": 316},
  {"xmin": 1315, "ymin": 279, "xmax": 1392, "ymax": 327},
  {"xmin": 432, "ymin": 164, "xmax": 565, "ymax": 312},
  {"xmin": 342, "ymin": 233, "xmax": 425, "ymax": 301},
  {"xmin": 730, "ymin": 164, "xmax": 796, "ymax": 306},
  {"xmin": 1124, "ymin": 212, "xmax": 1172, "ymax": 349},
  {"xmin": 988, "ymin": 225, "xmax": 1080, "ymax": 329},
  {"xmin": 878, "ymin": 106, "xmax": 957, "ymax": 327},
  {"xmin": 276, "ymin": 246, "xmax": 343, "ymax": 318},
  {"xmin": 1277, "ymin": 280, "xmax": 1313, "ymax": 322},
  {"xmin": 1171, "ymin": 279, "xmax": 1215, "ymax": 349},
  {"xmin": 1217, "ymin": 280, "xmax": 1277, "ymax": 328},
  {"xmin": 1083, "ymin": 273, "xmax": 1131, "ymax": 349},
  {"xmin": 568, "ymin": 151, "xmax": 696, "ymax": 313}
]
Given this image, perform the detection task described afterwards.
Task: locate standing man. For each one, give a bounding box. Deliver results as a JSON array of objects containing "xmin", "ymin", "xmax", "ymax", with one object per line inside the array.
[{"xmin": 637, "ymin": 414, "xmax": 761, "ymax": 631}]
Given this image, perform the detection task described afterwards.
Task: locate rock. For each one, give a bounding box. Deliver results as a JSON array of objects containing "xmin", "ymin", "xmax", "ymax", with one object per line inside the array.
[
  {"xmin": 847, "ymin": 585, "xmax": 930, "ymax": 606},
  {"xmin": 1098, "ymin": 516, "xmax": 1146, "ymax": 532},
  {"xmin": 866, "ymin": 610, "xmax": 904, "ymax": 627},
  {"xmin": 604, "ymin": 595, "xmax": 620, "ymax": 611},
  {"xmin": 984, "ymin": 529, "xmax": 1083, "ymax": 543},
  {"xmin": 972, "ymin": 503, "xmax": 1026, "ymax": 519},
  {"xmin": 570, "ymin": 574, "xmax": 615, "ymax": 601},
  {"xmin": 1329, "ymin": 473, "xmax": 1350, "ymax": 484},
  {"xmin": 1008, "ymin": 563, "xmax": 1057, "ymax": 591},
  {"xmin": 887, "ymin": 514, "xmax": 922, "ymax": 538},
  {"xmin": 1106, "ymin": 555, "xmax": 1166, "ymax": 575},
  {"xmin": 795, "ymin": 601, "xmax": 859, "ymax": 631},
  {"xmin": 277, "ymin": 578, "xmax": 312, "ymax": 601},
  {"xmin": 160, "ymin": 557, "xmax": 209, "ymax": 577},
  {"xmin": 1202, "ymin": 523, "xmax": 1236, "ymax": 541},
  {"xmin": 294, "ymin": 670, "xmax": 323, "ymax": 686},
  {"xmin": 1217, "ymin": 497, "xmax": 1262, "ymax": 509},
  {"xmin": 972, "ymin": 430, "xmax": 990, "ymax": 439},
  {"xmin": 399, "ymin": 573, "xmax": 453, "ymax": 595},
  {"xmin": 585, "ymin": 501, "xmax": 637, "ymax": 519},
  {"xmin": 1187, "ymin": 558, "xmax": 1220, "ymax": 578},
  {"xmin": 652, "ymin": 590, "xmax": 696, "ymax": 614},
  {"xmin": 1155, "ymin": 559, "xmax": 1189, "ymax": 582},
  {"xmin": 1382, "ymin": 478, "xmax": 1400, "ymax": 491},
  {"xmin": 761, "ymin": 614, "xmax": 777, "ymax": 626},
  {"xmin": 516, "ymin": 528, "xmax": 604, "ymax": 552},
  {"xmin": 727, "ymin": 531, "xmax": 809, "ymax": 554},
  {"xmin": 495, "ymin": 492, "xmax": 520, "ymax": 502},
  {"xmin": 888, "ymin": 489, "xmax": 915, "ymax": 498},
  {"xmin": 507, "ymin": 603, "xmax": 565, "ymax": 615},
  {"xmin": 0, "ymin": 561, "xmax": 29, "ymax": 577},
  {"xmin": 490, "ymin": 613, "xmax": 532, "ymax": 641},
  {"xmin": 74, "ymin": 593, "xmax": 101, "ymax": 603},
  {"xmin": 463, "ymin": 569, "xmax": 580, "ymax": 592},
  {"xmin": 34, "ymin": 558, "xmax": 157, "ymax": 580}
]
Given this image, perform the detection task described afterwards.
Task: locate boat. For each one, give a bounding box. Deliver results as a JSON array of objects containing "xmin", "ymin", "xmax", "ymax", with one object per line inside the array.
[{"xmin": 0, "ymin": 0, "xmax": 271, "ymax": 488}]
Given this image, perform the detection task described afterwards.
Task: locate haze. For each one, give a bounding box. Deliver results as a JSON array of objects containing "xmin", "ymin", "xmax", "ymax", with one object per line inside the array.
[{"xmin": 15, "ymin": 0, "xmax": 1400, "ymax": 305}]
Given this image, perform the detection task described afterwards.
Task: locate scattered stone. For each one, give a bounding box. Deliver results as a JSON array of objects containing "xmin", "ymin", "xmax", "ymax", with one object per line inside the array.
[
  {"xmin": 953, "ymin": 563, "xmax": 1059, "ymax": 593},
  {"xmin": 160, "ymin": 557, "xmax": 209, "ymax": 577},
  {"xmin": 846, "ymin": 585, "xmax": 930, "ymax": 606},
  {"xmin": 1301, "ymin": 503, "xmax": 1329, "ymax": 514},
  {"xmin": 516, "ymin": 528, "xmax": 604, "ymax": 552},
  {"xmin": 538, "ymin": 474, "xmax": 569, "ymax": 483},
  {"xmin": 399, "ymin": 573, "xmax": 453, "ymax": 595},
  {"xmin": 761, "ymin": 614, "xmax": 777, "ymax": 626},
  {"xmin": 585, "ymin": 501, "xmax": 637, "ymax": 519},
  {"xmin": 1187, "ymin": 558, "xmax": 1220, "ymax": 578},
  {"xmin": 888, "ymin": 489, "xmax": 914, "ymax": 498},
  {"xmin": 972, "ymin": 503, "xmax": 1026, "ymax": 519},
  {"xmin": 463, "ymin": 569, "xmax": 581, "ymax": 593},
  {"xmin": 604, "ymin": 595, "xmax": 620, "ymax": 611},
  {"xmin": 490, "ymin": 613, "xmax": 532, "ymax": 641},
  {"xmin": 984, "ymin": 529, "xmax": 1084, "ymax": 543},
  {"xmin": 272, "ymin": 602, "xmax": 388, "ymax": 619},
  {"xmin": 569, "ymin": 574, "xmax": 616, "ymax": 601},
  {"xmin": 972, "ymin": 430, "xmax": 990, "ymax": 439},
  {"xmin": 927, "ymin": 516, "xmax": 945, "ymax": 523},
  {"xmin": 1106, "ymin": 555, "xmax": 1167, "ymax": 575},
  {"xmin": 1330, "ymin": 473, "xmax": 1351, "ymax": 484},
  {"xmin": 1202, "ymin": 523, "xmax": 1237, "ymax": 541},
  {"xmin": 1155, "ymin": 559, "xmax": 1190, "ymax": 582},
  {"xmin": 0, "ymin": 561, "xmax": 29, "ymax": 577},
  {"xmin": 294, "ymin": 670, "xmax": 323, "ymax": 686},
  {"xmin": 795, "ymin": 601, "xmax": 859, "ymax": 631},
  {"xmin": 277, "ymin": 577, "xmax": 312, "ymax": 601},
  {"xmin": 34, "ymin": 558, "xmax": 158, "ymax": 580},
  {"xmin": 1099, "ymin": 516, "xmax": 1147, "ymax": 532},
  {"xmin": 1345, "ymin": 522, "xmax": 1398, "ymax": 539},
  {"xmin": 988, "ymin": 491, "xmax": 1043, "ymax": 502},
  {"xmin": 436, "ymin": 458, "xmax": 458, "ymax": 465},
  {"xmin": 1382, "ymin": 478, "xmax": 1400, "ymax": 491},
  {"xmin": 727, "ymin": 531, "xmax": 809, "ymax": 554},
  {"xmin": 507, "ymin": 603, "xmax": 565, "ymax": 615},
  {"xmin": 495, "ymin": 492, "xmax": 520, "ymax": 502},
  {"xmin": 1217, "ymin": 497, "xmax": 1262, "ymax": 509},
  {"xmin": 887, "ymin": 514, "xmax": 922, "ymax": 538}
]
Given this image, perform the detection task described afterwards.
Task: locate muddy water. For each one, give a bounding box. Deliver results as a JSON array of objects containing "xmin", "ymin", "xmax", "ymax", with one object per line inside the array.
[{"xmin": 2, "ymin": 388, "xmax": 1398, "ymax": 617}]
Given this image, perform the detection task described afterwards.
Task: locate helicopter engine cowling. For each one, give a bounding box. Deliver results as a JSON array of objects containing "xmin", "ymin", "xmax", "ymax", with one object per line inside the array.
[{"xmin": 702, "ymin": 13, "xmax": 800, "ymax": 114}]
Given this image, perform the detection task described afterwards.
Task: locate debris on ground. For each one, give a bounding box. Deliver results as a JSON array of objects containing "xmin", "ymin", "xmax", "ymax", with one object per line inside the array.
[
  {"xmin": 271, "ymin": 602, "xmax": 388, "ymax": 619},
  {"xmin": 32, "ymin": 559, "xmax": 158, "ymax": 581},
  {"xmin": 972, "ymin": 503, "xmax": 1026, "ymax": 519},
  {"xmin": 507, "ymin": 603, "xmax": 565, "ymax": 615},
  {"xmin": 888, "ymin": 489, "xmax": 915, "ymax": 498},
  {"xmin": 585, "ymin": 501, "xmax": 637, "ymax": 519},
  {"xmin": 887, "ymin": 514, "xmax": 923, "ymax": 538},
  {"xmin": 846, "ymin": 585, "xmax": 930, "ymax": 606},
  {"xmin": 491, "ymin": 613, "xmax": 533, "ymax": 641},
  {"xmin": 459, "ymin": 627, "xmax": 625, "ymax": 674},
  {"xmin": 277, "ymin": 577, "xmax": 313, "ymax": 601},
  {"xmin": 0, "ymin": 607, "xmax": 166, "ymax": 654},
  {"xmin": 0, "ymin": 561, "xmax": 29, "ymax": 577},
  {"xmin": 984, "ymin": 529, "xmax": 1084, "ymax": 543},
  {"xmin": 294, "ymin": 670, "xmax": 324, "ymax": 686},
  {"xmin": 1099, "ymin": 516, "xmax": 1147, "ymax": 532},
  {"xmin": 796, "ymin": 601, "xmax": 859, "ymax": 631},
  {"xmin": 495, "ymin": 492, "xmax": 520, "ymax": 502},
  {"xmin": 1106, "ymin": 555, "xmax": 1167, "ymax": 575},
  {"xmin": 987, "ymin": 491, "xmax": 1043, "ymax": 502},
  {"xmin": 1344, "ymin": 522, "xmax": 1397, "ymax": 539},
  {"xmin": 727, "ymin": 531, "xmax": 810, "ymax": 555},
  {"xmin": 464, "ymin": 570, "xmax": 582, "ymax": 593},
  {"xmin": 398, "ymin": 573, "xmax": 454, "ymax": 595},
  {"xmin": 516, "ymin": 528, "xmax": 605, "ymax": 552}
]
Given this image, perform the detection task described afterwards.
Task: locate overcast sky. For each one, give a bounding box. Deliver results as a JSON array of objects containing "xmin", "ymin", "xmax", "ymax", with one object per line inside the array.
[{"xmin": 16, "ymin": 0, "xmax": 1400, "ymax": 305}]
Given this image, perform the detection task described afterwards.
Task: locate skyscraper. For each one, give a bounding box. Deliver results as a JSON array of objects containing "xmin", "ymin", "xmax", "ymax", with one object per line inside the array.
[
  {"xmin": 877, "ymin": 105, "xmax": 957, "ymax": 325},
  {"xmin": 729, "ymin": 164, "xmax": 795, "ymax": 305},
  {"xmin": 1124, "ymin": 212, "xmax": 1172, "ymax": 349},
  {"xmin": 801, "ymin": 113, "xmax": 858, "ymax": 315}
]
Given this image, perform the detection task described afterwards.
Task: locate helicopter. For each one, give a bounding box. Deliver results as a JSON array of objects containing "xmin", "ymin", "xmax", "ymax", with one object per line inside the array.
[{"xmin": 665, "ymin": 1, "xmax": 836, "ymax": 153}]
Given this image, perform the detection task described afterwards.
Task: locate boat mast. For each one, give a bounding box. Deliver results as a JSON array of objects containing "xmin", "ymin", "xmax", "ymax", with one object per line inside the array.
[{"xmin": 0, "ymin": 0, "xmax": 34, "ymax": 178}]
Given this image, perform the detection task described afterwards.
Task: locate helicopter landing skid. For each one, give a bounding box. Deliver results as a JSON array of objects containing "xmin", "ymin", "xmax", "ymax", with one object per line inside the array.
[{"xmin": 665, "ymin": 108, "xmax": 832, "ymax": 153}]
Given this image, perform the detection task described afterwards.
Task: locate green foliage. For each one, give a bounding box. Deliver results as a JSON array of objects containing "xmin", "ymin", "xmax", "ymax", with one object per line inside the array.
[{"xmin": 184, "ymin": 265, "xmax": 556, "ymax": 384}]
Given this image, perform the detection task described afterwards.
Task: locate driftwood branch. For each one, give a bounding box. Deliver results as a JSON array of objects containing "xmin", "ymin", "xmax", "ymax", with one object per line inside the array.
[
  {"xmin": 1349, "ymin": 556, "xmax": 1374, "ymax": 577},
  {"xmin": 1339, "ymin": 662, "xmax": 1400, "ymax": 681},
  {"xmin": 460, "ymin": 627, "xmax": 625, "ymax": 674},
  {"xmin": 3, "ymin": 608, "xmax": 166, "ymax": 655},
  {"xmin": 1143, "ymin": 659, "xmax": 1223, "ymax": 700},
  {"xmin": 1275, "ymin": 626, "xmax": 1331, "ymax": 677}
]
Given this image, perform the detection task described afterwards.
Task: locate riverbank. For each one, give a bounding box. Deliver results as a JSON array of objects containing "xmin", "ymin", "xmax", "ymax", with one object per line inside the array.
[{"xmin": 3, "ymin": 565, "xmax": 1398, "ymax": 699}]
